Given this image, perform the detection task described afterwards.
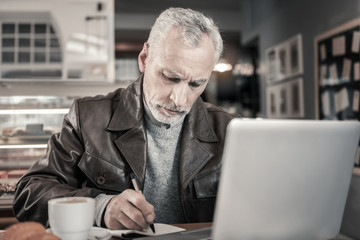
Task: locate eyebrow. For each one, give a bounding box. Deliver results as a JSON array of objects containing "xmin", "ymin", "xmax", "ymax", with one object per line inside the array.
[
  {"xmin": 164, "ymin": 70, "xmax": 208, "ymax": 84},
  {"xmin": 191, "ymin": 78, "xmax": 208, "ymax": 84},
  {"xmin": 165, "ymin": 70, "xmax": 183, "ymax": 80}
]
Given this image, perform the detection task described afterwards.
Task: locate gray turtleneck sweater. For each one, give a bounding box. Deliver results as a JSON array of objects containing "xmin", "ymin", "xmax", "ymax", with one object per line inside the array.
[{"xmin": 142, "ymin": 104, "xmax": 186, "ymax": 224}]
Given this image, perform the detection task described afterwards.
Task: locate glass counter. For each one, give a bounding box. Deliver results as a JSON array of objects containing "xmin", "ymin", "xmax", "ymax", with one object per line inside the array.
[{"xmin": 0, "ymin": 96, "xmax": 74, "ymax": 207}]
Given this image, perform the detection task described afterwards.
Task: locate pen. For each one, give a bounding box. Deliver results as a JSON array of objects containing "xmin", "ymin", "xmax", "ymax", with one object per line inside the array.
[{"xmin": 130, "ymin": 173, "xmax": 156, "ymax": 233}]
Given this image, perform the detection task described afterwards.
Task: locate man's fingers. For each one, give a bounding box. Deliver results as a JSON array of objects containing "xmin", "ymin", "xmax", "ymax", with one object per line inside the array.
[
  {"xmin": 104, "ymin": 189, "xmax": 155, "ymax": 230},
  {"xmin": 127, "ymin": 192, "xmax": 155, "ymax": 224},
  {"xmin": 116, "ymin": 211, "xmax": 144, "ymax": 231}
]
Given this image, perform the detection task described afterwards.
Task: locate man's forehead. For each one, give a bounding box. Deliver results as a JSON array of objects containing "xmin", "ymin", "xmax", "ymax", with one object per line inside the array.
[{"xmin": 161, "ymin": 45, "xmax": 214, "ymax": 75}]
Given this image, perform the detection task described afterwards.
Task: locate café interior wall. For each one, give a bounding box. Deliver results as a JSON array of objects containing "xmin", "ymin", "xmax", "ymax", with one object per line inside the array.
[
  {"xmin": 240, "ymin": 2, "xmax": 360, "ymax": 237},
  {"xmin": 240, "ymin": 0, "xmax": 360, "ymax": 119}
]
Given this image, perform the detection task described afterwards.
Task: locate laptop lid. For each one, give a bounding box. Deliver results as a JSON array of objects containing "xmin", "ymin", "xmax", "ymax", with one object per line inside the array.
[{"xmin": 212, "ymin": 119, "xmax": 360, "ymax": 240}]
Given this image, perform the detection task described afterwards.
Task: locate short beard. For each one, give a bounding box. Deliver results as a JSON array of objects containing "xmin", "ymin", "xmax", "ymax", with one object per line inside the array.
[{"xmin": 148, "ymin": 101, "xmax": 190, "ymax": 125}]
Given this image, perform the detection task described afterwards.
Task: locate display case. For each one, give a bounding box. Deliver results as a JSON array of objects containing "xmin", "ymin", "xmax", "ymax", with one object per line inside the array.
[
  {"xmin": 0, "ymin": 96, "xmax": 74, "ymax": 208},
  {"xmin": 0, "ymin": 0, "xmax": 124, "ymax": 212}
]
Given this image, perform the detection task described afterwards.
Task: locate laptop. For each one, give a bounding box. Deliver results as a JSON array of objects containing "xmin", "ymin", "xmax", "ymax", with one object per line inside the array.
[{"xmin": 138, "ymin": 119, "xmax": 360, "ymax": 240}]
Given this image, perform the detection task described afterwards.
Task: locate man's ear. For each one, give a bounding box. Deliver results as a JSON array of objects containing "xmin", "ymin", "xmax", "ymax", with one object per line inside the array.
[{"xmin": 138, "ymin": 42, "xmax": 149, "ymax": 73}]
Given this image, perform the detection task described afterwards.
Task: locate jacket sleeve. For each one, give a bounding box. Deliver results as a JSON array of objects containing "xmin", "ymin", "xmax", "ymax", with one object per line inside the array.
[{"xmin": 13, "ymin": 100, "xmax": 104, "ymax": 226}]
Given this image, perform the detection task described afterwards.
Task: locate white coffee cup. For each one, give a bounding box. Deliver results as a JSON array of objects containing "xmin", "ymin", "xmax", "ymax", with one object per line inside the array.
[{"xmin": 48, "ymin": 197, "xmax": 95, "ymax": 240}]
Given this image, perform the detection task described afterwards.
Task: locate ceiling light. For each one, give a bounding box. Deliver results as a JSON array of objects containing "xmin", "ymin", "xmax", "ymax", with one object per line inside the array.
[{"xmin": 214, "ymin": 58, "xmax": 233, "ymax": 72}]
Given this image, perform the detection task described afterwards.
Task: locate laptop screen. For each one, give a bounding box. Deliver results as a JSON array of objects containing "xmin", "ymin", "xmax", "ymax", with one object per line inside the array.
[{"xmin": 212, "ymin": 119, "xmax": 360, "ymax": 240}]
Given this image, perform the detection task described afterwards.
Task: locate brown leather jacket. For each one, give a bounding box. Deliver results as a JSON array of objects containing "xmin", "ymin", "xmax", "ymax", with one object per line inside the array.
[{"xmin": 13, "ymin": 76, "xmax": 239, "ymax": 226}]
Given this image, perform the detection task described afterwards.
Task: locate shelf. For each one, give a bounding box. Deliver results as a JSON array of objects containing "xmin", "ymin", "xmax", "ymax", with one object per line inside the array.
[
  {"xmin": 0, "ymin": 162, "xmax": 35, "ymax": 170},
  {"xmin": 0, "ymin": 136, "xmax": 51, "ymax": 145},
  {"xmin": 0, "ymin": 197, "xmax": 13, "ymax": 210},
  {"xmin": 0, "ymin": 80, "xmax": 132, "ymax": 97}
]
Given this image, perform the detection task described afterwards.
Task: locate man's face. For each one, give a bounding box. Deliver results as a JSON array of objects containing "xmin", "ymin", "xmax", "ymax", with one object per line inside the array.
[{"xmin": 138, "ymin": 28, "xmax": 215, "ymax": 125}]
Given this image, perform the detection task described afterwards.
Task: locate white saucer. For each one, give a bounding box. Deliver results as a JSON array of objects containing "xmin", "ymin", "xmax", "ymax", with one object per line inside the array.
[{"xmin": 46, "ymin": 227, "xmax": 111, "ymax": 240}]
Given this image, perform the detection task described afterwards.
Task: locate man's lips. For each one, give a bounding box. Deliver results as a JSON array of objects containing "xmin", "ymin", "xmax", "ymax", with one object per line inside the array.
[{"xmin": 163, "ymin": 107, "xmax": 179, "ymax": 115}]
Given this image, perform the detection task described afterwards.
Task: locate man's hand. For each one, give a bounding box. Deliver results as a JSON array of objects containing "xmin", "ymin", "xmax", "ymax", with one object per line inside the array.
[{"xmin": 104, "ymin": 189, "xmax": 155, "ymax": 230}]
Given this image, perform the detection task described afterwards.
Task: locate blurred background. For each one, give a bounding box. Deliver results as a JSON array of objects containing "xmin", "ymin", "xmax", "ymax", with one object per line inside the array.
[{"xmin": 0, "ymin": 0, "xmax": 359, "ymax": 238}]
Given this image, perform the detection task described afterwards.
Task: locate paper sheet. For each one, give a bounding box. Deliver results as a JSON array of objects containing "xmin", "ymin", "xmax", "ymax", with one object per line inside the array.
[
  {"xmin": 354, "ymin": 62, "xmax": 360, "ymax": 81},
  {"xmin": 332, "ymin": 35, "xmax": 346, "ymax": 56},
  {"xmin": 352, "ymin": 31, "xmax": 360, "ymax": 53},
  {"xmin": 353, "ymin": 91, "xmax": 360, "ymax": 112},
  {"xmin": 321, "ymin": 91, "xmax": 331, "ymax": 116},
  {"xmin": 335, "ymin": 88, "xmax": 349, "ymax": 113},
  {"xmin": 341, "ymin": 58, "xmax": 351, "ymax": 81},
  {"xmin": 108, "ymin": 223, "xmax": 185, "ymax": 239}
]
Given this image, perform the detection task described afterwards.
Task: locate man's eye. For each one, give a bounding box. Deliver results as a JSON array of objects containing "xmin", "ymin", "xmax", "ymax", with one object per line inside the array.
[
  {"xmin": 189, "ymin": 82, "xmax": 201, "ymax": 88},
  {"xmin": 162, "ymin": 73, "xmax": 180, "ymax": 83},
  {"xmin": 169, "ymin": 77, "xmax": 181, "ymax": 82}
]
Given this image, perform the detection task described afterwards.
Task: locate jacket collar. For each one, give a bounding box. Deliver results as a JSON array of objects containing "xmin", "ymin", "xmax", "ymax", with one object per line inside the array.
[
  {"xmin": 106, "ymin": 75, "xmax": 219, "ymax": 187},
  {"xmin": 184, "ymin": 97, "xmax": 219, "ymax": 143},
  {"xmin": 107, "ymin": 75, "xmax": 218, "ymax": 143},
  {"xmin": 106, "ymin": 76, "xmax": 144, "ymax": 131}
]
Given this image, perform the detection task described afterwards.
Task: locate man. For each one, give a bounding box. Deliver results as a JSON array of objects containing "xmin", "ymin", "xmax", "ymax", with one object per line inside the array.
[{"xmin": 13, "ymin": 7, "xmax": 239, "ymax": 231}]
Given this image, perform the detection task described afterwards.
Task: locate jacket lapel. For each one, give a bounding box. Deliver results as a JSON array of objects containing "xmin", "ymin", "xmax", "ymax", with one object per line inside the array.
[
  {"xmin": 107, "ymin": 77, "xmax": 147, "ymax": 187},
  {"xmin": 179, "ymin": 98, "xmax": 219, "ymax": 190},
  {"xmin": 113, "ymin": 126, "xmax": 147, "ymax": 187}
]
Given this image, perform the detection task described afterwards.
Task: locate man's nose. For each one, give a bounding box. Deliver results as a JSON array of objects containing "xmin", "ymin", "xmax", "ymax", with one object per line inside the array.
[{"xmin": 170, "ymin": 84, "xmax": 188, "ymax": 108}]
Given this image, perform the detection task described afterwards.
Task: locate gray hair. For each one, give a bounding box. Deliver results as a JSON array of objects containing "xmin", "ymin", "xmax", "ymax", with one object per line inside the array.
[{"xmin": 147, "ymin": 7, "xmax": 223, "ymax": 63}]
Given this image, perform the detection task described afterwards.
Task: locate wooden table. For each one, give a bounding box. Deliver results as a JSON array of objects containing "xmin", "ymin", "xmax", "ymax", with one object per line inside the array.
[
  {"xmin": 0, "ymin": 222, "xmax": 354, "ymax": 240},
  {"xmin": 0, "ymin": 222, "xmax": 212, "ymax": 240}
]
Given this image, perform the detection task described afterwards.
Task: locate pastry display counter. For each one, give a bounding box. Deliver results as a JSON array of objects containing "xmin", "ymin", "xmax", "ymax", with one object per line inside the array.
[
  {"xmin": 0, "ymin": 96, "xmax": 73, "ymax": 209},
  {"xmin": 0, "ymin": 144, "xmax": 47, "ymax": 208}
]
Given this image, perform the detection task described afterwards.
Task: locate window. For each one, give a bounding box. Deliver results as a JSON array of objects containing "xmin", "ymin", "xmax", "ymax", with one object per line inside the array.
[{"xmin": 0, "ymin": 20, "xmax": 62, "ymax": 78}]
